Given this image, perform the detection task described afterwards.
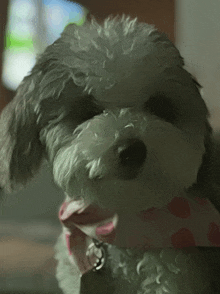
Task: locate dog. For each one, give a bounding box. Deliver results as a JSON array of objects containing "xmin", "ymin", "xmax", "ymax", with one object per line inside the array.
[{"xmin": 1, "ymin": 15, "xmax": 220, "ymax": 294}]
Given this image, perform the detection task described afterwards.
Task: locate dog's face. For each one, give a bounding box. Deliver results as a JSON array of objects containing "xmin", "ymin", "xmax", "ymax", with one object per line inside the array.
[{"xmin": 0, "ymin": 16, "xmax": 210, "ymax": 213}]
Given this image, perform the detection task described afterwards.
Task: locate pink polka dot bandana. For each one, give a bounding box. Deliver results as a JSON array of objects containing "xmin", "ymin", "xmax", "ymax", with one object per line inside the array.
[{"xmin": 59, "ymin": 196, "xmax": 220, "ymax": 275}]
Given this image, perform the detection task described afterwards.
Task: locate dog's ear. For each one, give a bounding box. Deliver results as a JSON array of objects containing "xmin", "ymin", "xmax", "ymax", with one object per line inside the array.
[{"xmin": 0, "ymin": 74, "xmax": 44, "ymax": 193}]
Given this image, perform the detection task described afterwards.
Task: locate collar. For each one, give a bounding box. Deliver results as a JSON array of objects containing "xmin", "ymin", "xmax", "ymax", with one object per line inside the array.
[{"xmin": 59, "ymin": 196, "xmax": 220, "ymax": 275}]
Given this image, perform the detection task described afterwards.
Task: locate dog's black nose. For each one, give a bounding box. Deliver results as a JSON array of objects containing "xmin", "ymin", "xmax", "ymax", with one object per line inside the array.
[{"xmin": 116, "ymin": 139, "xmax": 147, "ymax": 179}]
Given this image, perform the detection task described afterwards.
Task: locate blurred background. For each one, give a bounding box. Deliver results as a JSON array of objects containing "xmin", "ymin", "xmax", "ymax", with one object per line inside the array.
[{"xmin": 0, "ymin": 0, "xmax": 219, "ymax": 293}]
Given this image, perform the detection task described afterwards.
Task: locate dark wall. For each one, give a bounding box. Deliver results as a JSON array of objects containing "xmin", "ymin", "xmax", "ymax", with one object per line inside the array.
[{"xmin": 79, "ymin": 0, "xmax": 175, "ymax": 42}]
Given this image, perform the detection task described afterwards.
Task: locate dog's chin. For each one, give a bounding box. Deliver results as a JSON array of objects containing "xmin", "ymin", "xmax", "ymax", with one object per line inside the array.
[{"xmin": 61, "ymin": 160, "xmax": 200, "ymax": 214}]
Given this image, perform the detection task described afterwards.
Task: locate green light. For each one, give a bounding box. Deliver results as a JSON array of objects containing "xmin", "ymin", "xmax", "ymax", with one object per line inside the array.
[
  {"xmin": 64, "ymin": 8, "xmax": 88, "ymax": 29},
  {"xmin": 5, "ymin": 33, "xmax": 34, "ymax": 50},
  {"xmin": 76, "ymin": 14, "xmax": 87, "ymax": 26}
]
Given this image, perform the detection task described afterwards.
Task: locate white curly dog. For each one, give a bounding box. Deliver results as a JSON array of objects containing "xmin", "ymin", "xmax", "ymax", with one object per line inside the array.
[{"xmin": 1, "ymin": 15, "xmax": 220, "ymax": 294}]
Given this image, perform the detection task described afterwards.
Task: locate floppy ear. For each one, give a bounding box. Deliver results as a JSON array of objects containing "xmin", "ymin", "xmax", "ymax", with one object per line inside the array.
[{"xmin": 0, "ymin": 74, "xmax": 45, "ymax": 193}]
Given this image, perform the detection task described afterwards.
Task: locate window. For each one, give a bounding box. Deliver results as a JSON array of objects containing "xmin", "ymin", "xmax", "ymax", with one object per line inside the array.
[{"xmin": 2, "ymin": 0, "xmax": 87, "ymax": 91}]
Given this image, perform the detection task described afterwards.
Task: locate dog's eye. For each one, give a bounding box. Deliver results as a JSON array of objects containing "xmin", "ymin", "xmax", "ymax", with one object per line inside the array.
[
  {"xmin": 144, "ymin": 93, "xmax": 177, "ymax": 123},
  {"xmin": 72, "ymin": 96, "xmax": 103, "ymax": 123},
  {"xmin": 81, "ymin": 105, "xmax": 103, "ymax": 122}
]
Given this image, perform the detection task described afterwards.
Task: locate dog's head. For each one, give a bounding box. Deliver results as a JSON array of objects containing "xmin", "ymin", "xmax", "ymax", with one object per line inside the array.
[{"xmin": 0, "ymin": 16, "xmax": 211, "ymax": 212}]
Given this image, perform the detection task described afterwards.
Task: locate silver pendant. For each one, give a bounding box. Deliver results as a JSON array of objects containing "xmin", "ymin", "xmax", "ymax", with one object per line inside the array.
[{"xmin": 86, "ymin": 239, "xmax": 106, "ymax": 271}]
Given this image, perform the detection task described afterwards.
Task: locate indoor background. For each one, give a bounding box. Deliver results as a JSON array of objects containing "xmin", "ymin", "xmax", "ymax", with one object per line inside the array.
[{"xmin": 0, "ymin": 1, "xmax": 219, "ymax": 293}]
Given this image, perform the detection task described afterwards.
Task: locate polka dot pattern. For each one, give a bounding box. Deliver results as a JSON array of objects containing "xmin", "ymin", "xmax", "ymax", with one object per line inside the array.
[
  {"xmin": 60, "ymin": 195, "xmax": 220, "ymax": 260},
  {"xmin": 139, "ymin": 207, "xmax": 157, "ymax": 221},
  {"xmin": 194, "ymin": 197, "xmax": 209, "ymax": 206},
  {"xmin": 208, "ymin": 222, "xmax": 220, "ymax": 246},
  {"xmin": 167, "ymin": 197, "xmax": 191, "ymax": 218},
  {"xmin": 65, "ymin": 233, "xmax": 72, "ymax": 255},
  {"xmin": 171, "ymin": 228, "xmax": 196, "ymax": 248},
  {"xmin": 167, "ymin": 197, "xmax": 220, "ymax": 247}
]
